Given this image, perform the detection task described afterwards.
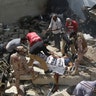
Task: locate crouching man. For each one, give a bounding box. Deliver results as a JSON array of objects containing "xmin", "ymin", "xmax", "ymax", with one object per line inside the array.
[{"xmin": 10, "ymin": 46, "xmax": 37, "ymax": 96}]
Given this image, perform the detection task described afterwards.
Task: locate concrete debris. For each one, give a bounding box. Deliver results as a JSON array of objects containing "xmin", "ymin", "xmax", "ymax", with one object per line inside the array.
[
  {"xmin": 0, "ymin": 6, "xmax": 96, "ymax": 95},
  {"xmin": 5, "ymin": 86, "xmax": 18, "ymax": 94}
]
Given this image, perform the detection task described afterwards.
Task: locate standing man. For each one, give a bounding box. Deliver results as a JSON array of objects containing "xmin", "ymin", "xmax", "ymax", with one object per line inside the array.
[
  {"xmin": 47, "ymin": 14, "xmax": 62, "ymax": 51},
  {"xmin": 0, "ymin": 43, "xmax": 7, "ymax": 58},
  {"xmin": 62, "ymin": 18, "xmax": 78, "ymax": 57},
  {"xmin": 65, "ymin": 18, "xmax": 78, "ymax": 36},
  {"xmin": 71, "ymin": 32, "xmax": 88, "ymax": 75}
]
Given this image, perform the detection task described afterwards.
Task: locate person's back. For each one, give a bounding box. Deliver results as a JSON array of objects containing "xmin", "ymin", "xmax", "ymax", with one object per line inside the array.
[
  {"xmin": 65, "ymin": 18, "xmax": 78, "ymax": 33},
  {"xmin": 26, "ymin": 32, "xmax": 42, "ymax": 47},
  {"xmin": 6, "ymin": 38, "xmax": 21, "ymax": 52},
  {"xmin": 71, "ymin": 20, "xmax": 78, "ymax": 32},
  {"xmin": 49, "ymin": 17, "xmax": 62, "ymax": 34}
]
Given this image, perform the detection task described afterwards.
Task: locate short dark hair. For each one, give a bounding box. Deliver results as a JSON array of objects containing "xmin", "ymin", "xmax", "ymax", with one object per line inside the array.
[
  {"xmin": 21, "ymin": 37, "xmax": 27, "ymax": 42},
  {"xmin": 28, "ymin": 28, "xmax": 33, "ymax": 32}
]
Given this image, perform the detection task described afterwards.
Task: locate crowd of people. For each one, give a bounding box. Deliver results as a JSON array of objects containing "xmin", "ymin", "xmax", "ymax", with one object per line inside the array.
[{"xmin": 0, "ymin": 13, "xmax": 95, "ymax": 96}]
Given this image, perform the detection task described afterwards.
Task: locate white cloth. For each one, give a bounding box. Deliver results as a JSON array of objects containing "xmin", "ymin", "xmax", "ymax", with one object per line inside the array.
[
  {"xmin": 46, "ymin": 55, "xmax": 66, "ymax": 75},
  {"xmin": 36, "ymin": 53, "xmax": 67, "ymax": 75},
  {"xmin": 5, "ymin": 86, "xmax": 18, "ymax": 94},
  {"xmin": 48, "ymin": 17, "xmax": 62, "ymax": 34}
]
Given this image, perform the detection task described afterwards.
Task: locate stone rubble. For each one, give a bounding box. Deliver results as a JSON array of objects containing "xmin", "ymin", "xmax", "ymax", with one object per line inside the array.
[{"xmin": 0, "ymin": 21, "xmax": 96, "ymax": 96}]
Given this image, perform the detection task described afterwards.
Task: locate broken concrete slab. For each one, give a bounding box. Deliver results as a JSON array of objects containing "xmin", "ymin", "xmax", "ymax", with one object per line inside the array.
[{"xmin": 20, "ymin": 66, "xmax": 91, "ymax": 86}]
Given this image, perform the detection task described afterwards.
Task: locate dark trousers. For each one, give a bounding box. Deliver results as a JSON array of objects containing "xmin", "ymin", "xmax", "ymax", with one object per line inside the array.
[{"xmin": 54, "ymin": 33, "xmax": 61, "ymax": 50}]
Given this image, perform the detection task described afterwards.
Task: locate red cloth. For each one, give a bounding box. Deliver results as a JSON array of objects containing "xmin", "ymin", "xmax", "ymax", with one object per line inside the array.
[
  {"xmin": 26, "ymin": 32, "xmax": 42, "ymax": 46},
  {"xmin": 65, "ymin": 20, "xmax": 78, "ymax": 32}
]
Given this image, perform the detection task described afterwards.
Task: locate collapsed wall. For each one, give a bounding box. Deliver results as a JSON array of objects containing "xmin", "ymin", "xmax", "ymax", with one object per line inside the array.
[
  {"xmin": 0, "ymin": 0, "xmax": 47, "ymax": 24},
  {"xmin": 0, "ymin": 0, "xmax": 96, "ymax": 23},
  {"xmin": 0, "ymin": 0, "xmax": 72, "ymax": 24}
]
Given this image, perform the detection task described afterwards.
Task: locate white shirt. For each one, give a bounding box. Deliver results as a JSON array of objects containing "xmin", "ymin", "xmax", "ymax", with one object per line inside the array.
[
  {"xmin": 46, "ymin": 55, "xmax": 66, "ymax": 75},
  {"xmin": 48, "ymin": 17, "xmax": 62, "ymax": 34}
]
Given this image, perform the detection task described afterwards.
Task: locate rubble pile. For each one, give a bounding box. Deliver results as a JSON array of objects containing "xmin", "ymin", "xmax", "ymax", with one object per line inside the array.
[{"xmin": 0, "ymin": 1, "xmax": 96, "ymax": 95}]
